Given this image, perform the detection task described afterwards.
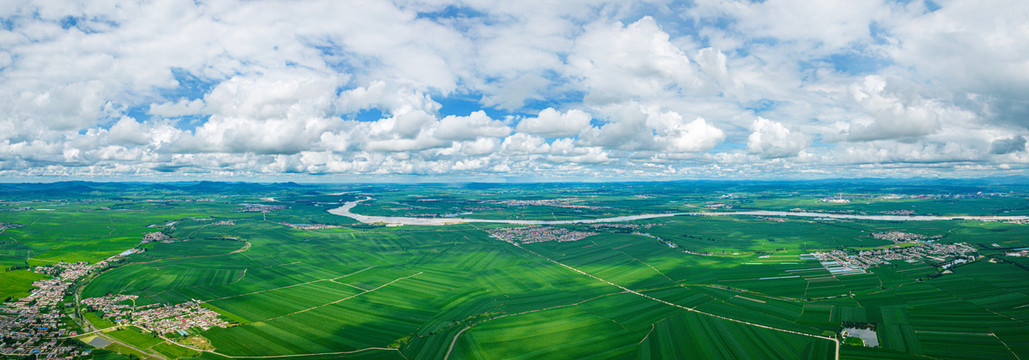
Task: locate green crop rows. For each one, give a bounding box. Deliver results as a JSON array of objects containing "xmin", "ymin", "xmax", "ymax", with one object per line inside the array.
[{"xmin": 2, "ymin": 181, "xmax": 1028, "ymax": 359}]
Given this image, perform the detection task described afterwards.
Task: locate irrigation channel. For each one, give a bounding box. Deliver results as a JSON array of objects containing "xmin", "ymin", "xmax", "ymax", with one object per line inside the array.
[{"xmin": 329, "ymin": 199, "xmax": 1029, "ymax": 226}]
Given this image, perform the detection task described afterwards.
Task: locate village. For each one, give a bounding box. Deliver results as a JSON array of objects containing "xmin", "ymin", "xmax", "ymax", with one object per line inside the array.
[
  {"xmin": 141, "ymin": 231, "xmax": 172, "ymax": 243},
  {"xmin": 871, "ymin": 231, "xmax": 939, "ymax": 242},
  {"xmin": 487, "ymin": 225, "xmax": 598, "ymax": 245},
  {"xmin": 0, "ymin": 234, "xmax": 230, "ymax": 359},
  {"xmin": 239, "ymin": 204, "xmax": 287, "ymax": 213},
  {"xmin": 81, "ymin": 295, "xmax": 229, "ymax": 335},
  {"xmin": 811, "ymin": 241, "xmax": 978, "ymax": 275},
  {"xmin": 0, "ymin": 254, "xmax": 135, "ymax": 358},
  {"xmin": 588, "ymin": 223, "xmax": 655, "ymax": 230},
  {"xmin": 494, "ymin": 199, "xmax": 611, "ymax": 211},
  {"xmin": 280, "ymin": 222, "xmax": 342, "ymax": 230},
  {"xmin": 0, "ymin": 222, "xmax": 24, "ymax": 231},
  {"xmin": 0, "ymin": 220, "xmax": 232, "ymax": 360}
]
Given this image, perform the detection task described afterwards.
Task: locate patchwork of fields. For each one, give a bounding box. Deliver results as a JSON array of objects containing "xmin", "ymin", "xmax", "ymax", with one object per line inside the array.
[{"xmin": 2, "ymin": 181, "xmax": 1029, "ymax": 359}]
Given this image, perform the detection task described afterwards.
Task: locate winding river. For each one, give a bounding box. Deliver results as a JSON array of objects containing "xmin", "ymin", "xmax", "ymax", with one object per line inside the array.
[{"xmin": 328, "ymin": 200, "xmax": 1029, "ymax": 226}]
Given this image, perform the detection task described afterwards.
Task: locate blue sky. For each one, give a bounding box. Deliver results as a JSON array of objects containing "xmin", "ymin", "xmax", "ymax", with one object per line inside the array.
[{"xmin": 0, "ymin": 0, "xmax": 1027, "ymax": 181}]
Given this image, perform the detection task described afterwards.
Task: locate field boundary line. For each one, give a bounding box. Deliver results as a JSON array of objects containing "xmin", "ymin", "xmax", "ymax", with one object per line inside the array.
[
  {"xmin": 637, "ymin": 323, "xmax": 655, "ymax": 345},
  {"xmin": 618, "ymin": 250, "xmax": 675, "ymax": 283},
  {"xmin": 230, "ymin": 268, "xmax": 247, "ymax": 284},
  {"xmin": 127, "ymin": 245, "xmax": 252, "ymax": 266},
  {"xmin": 185, "ymin": 223, "xmax": 211, "ymax": 239},
  {"xmin": 228, "ymin": 241, "xmax": 251, "ymax": 254},
  {"xmin": 159, "ymin": 333, "xmax": 403, "ymax": 360},
  {"xmin": 95, "ymin": 331, "xmax": 168, "ymax": 360},
  {"xmin": 207, "ymin": 266, "xmax": 375, "ymax": 302},
  {"xmin": 330, "ymin": 279, "xmax": 368, "ymax": 291},
  {"xmin": 443, "ymin": 292, "xmax": 622, "ymax": 360},
  {"xmin": 116, "ymin": 268, "xmax": 158, "ymax": 295},
  {"xmin": 25, "ymin": 257, "xmax": 61, "ymax": 263},
  {"xmin": 216, "ymin": 347, "xmax": 402, "ymax": 359},
  {"xmin": 913, "ymin": 330, "xmax": 994, "ymax": 336},
  {"xmin": 695, "ymin": 284, "xmax": 804, "ymax": 303},
  {"xmin": 330, "ymin": 265, "xmax": 376, "ymax": 280},
  {"xmin": 261, "ymin": 272, "xmax": 423, "ymax": 322},
  {"xmin": 514, "ymin": 244, "xmax": 841, "ymax": 360},
  {"xmin": 63, "ymin": 325, "xmax": 127, "ymax": 339},
  {"xmin": 993, "ymin": 333, "xmax": 1022, "ymax": 360}
]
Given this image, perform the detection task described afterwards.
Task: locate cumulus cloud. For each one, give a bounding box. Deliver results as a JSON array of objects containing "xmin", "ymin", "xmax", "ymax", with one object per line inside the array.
[
  {"xmin": 201, "ymin": 72, "xmax": 344, "ymax": 120},
  {"xmin": 650, "ymin": 112, "xmax": 726, "ymax": 153},
  {"xmin": 569, "ymin": 16, "xmax": 701, "ymax": 105},
  {"xmin": 515, "ymin": 108, "xmax": 592, "ymax": 137},
  {"xmin": 0, "ymin": 0, "xmax": 1026, "ymax": 179},
  {"xmin": 500, "ymin": 133, "xmax": 550, "ymax": 155},
  {"xmin": 548, "ymin": 144, "xmax": 611, "ymax": 164},
  {"xmin": 176, "ymin": 116, "xmax": 335, "ymax": 155},
  {"xmin": 885, "ymin": 0, "xmax": 1029, "ymax": 126},
  {"xmin": 991, "ymin": 136, "xmax": 1027, "ymax": 155},
  {"xmin": 845, "ymin": 76, "xmax": 943, "ymax": 141},
  {"xmin": 747, "ymin": 117, "xmax": 809, "ymax": 158},
  {"xmin": 581, "ymin": 104, "xmax": 724, "ymax": 154},
  {"xmin": 697, "ymin": 0, "xmax": 887, "ymax": 52},
  {"xmin": 361, "ymin": 111, "xmax": 444, "ymax": 152},
  {"xmin": 149, "ymin": 99, "xmax": 205, "ymax": 118},
  {"xmin": 435, "ymin": 111, "xmax": 511, "ymax": 141},
  {"xmin": 336, "ymin": 81, "xmax": 441, "ymax": 116},
  {"xmin": 436, "ymin": 137, "xmax": 501, "ymax": 157},
  {"xmin": 107, "ymin": 117, "xmax": 150, "ymax": 146},
  {"xmin": 836, "ymin": 141, "xmax": 981, "ymax": 164}
]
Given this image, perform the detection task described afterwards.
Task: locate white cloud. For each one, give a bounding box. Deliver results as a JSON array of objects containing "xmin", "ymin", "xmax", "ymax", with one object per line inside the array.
[
  {"xmin": 569, "ymin": 16, "xmax": 701, "ymax": 105},
  {"xmin": 177, "ymin": 115, "xmax": 336, "ymax": 155},
  {"xmin": 435, "ymin": 111, "xmax": 511, "ymax": 141},
  {"xmin": 884, "ymin": 0, "xmax": 1029, "ymax": 125},
  {"xmin": 747, "ymin": 117, "xmax": 809, "ymax": 158},
  {"xmin": 844, "ymin": 76, "xmax": 940, "ymax": 141},
  {"xmin": 581, "ymin": 104, "xmax": 724, "ymax": 154},
  {"xmin": 435, "ymin": 137, "xmax": 501, "ymax": 157},
  {"xmin": 500, "ymin": 133, "xmax": 550, "ymax": 154},
  {"xmin": 201, "ymin": 72, "xmax": 344, "ymax": 121},
  {"xmin": 149, "ymin": 99, "xmax": 205, "ymax": 118},
  {"xmin": 106, "ymin": 117, "xmax": 149, "ymax": 146},
  {"xmin": 649, "ymin": 112, "xmax": 726, "ymax": 153},
  {"xmin": 515, "ymin": 108, "xmax": 591, "ymax": 137},
  {"xmin": 703, "ymin": 0, "xmax": 887, "ymax": 52},
  {"xmin": 336, "ymin": 81, "xmax": 441, "ymax": 116},
  {"xmin": 548, "ymin": 144, "xmax": 611, "ymax": 164},
  {"xmin": 0, "ymin": 0, "xmax": 1026, "ymax": 179},
  {"xmin": 836, "ymin": 141, "xmax": 981, "ymax": 164}
]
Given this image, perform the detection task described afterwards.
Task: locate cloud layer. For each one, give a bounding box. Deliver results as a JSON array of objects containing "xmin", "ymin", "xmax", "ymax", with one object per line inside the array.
[{"xmin": 1, "ymin": 0, "xmax": 1027, "ymax": 180}]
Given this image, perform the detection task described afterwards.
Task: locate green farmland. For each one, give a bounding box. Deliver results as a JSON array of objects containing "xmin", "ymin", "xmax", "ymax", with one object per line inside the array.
[{"xmin": 2, "ymin": 181, "xmax": 1029, "ymax": 359}]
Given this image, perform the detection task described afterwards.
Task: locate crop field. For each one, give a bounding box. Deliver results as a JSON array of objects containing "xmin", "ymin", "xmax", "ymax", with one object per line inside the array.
[
  {"xmin": 83, "ymin": 312, "xmax": 117, "ymax": 329},
  {"xmin": 151, "ymin": 342, "xmax": 200, "ymax": 359},
  {"xmin": 107, "ymin": 327, "xmax": 165, "ymax": 349},
  {"xmin": 3, "ymin": 181, "xmax": 1029, "ymax": 359},
  {"xmin": 0, "ymin": 269, "xmax": 47, "ymax": 300}
]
